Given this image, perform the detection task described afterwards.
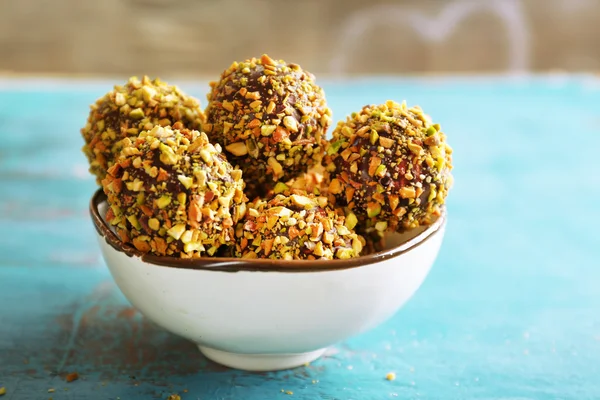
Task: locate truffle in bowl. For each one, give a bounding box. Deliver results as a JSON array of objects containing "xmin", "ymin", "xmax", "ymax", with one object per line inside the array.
[{"xmin": 90, "ymin": 189, "xmax": 446, "ymax": 371}]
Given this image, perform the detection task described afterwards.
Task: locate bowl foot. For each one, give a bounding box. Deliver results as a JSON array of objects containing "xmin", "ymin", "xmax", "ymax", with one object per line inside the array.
[{"xmin": 198, "ymin": 346, "xmax": 327, "ymax": 371}]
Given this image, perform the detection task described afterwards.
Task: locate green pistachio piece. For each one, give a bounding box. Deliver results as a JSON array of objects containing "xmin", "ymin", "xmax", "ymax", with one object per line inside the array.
[
  {"xmin": 345, "ymin": 212, "xmax": 358, "ymax": 230},
  {"xmin": 127, "ymin": 215, "xmax": 141, "ymax": 230},
  {"xmin": 370, "ymin": 129, "xmax": 379, "ymax": 145},
  {"xmin": 273, "ymin": 182, "xmax": 289, "ymax": 194},
  {"xmin": 375, "ymin": 221, "xmax": 388, "ymax": 232},
  {"xmin": 367, "ymin": 202, "xmax": 382, "ymax": 218},
  {"xmin": 178, "ymin": 175, "xmax": 193, "ymax": 189},
  {"xmin": 156, "ymin": 195, "xmax": 171, "ymax": 209},
  {"xmin": 129, "ymin": 108, "xmax": 145, "ymax": 119},
  {"xmin": 167, "ymin": 223, "xmax": 186, "ymax": 240},
  {"xmin": 327, "ymin": 140, "xmax": 344, "ymax": 155}
]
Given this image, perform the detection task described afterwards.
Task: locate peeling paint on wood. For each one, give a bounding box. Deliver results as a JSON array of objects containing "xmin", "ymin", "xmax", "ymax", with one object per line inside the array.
[{"xmin": 1, "ymin": 76, "xmax": 600, "ymax": 399}]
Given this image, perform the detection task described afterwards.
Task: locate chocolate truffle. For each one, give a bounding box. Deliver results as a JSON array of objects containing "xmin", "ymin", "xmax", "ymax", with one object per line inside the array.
[
  {"xmin": 102, "ymin": 125, "xmax": 247, "ymax": 257},
  {"xmin": 204, "ymin": 54, "xmax": 332, "ymax": 196},
  {"xmin": 325, "ymin": 100, "xmax": 453, "ymax": 233},
  {"xmin": 235, "ymin": 193, "xmax": 363, "ymax": 260},
  {"xmin": 81, "ymin": 76, "xmax": 205, "ymax": 184}
]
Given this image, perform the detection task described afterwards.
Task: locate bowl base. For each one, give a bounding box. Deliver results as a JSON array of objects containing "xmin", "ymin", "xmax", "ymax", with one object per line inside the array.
[{"xmin": 198, "ymin": 346, "xmax": 327, "ymax": 371}]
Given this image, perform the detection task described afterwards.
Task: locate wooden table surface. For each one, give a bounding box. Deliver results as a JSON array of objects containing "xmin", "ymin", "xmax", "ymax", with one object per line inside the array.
[{"xmin": 1, "ymin": 75, "xmax": 600, "ymax": 400}]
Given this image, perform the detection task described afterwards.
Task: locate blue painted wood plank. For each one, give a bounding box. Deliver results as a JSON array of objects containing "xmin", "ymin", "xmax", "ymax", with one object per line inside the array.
[{"xmin": 1, "ymin": 75, "xmax": 599, "ymax": 399}]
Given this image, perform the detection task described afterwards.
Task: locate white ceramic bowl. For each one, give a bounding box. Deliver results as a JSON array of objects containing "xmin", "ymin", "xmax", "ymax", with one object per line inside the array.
[{"xmin": 90, "ymin": 190, "xmax": 446, "ymax": 371}]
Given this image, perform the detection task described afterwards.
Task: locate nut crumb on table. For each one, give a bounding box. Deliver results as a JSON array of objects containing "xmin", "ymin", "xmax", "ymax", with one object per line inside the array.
[
  {"xmin": 167, "ymin": 394, "xmax": 181, "ymax": 400},
  {"xmin": 386, "ymin": 372, "xmax": 396, "ymax": 381},
  {"xmin": 65, "ymin": 372, "xmax": 79, "ymax": 382},
  {"xmin": 0, "ymin": 387, "xmax": 5, "ymax": 396}
]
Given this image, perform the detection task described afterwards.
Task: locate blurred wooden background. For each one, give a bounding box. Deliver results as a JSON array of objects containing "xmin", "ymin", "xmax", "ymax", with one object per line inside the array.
[{"xmin": 1, "ymin": 0, "xmax": 599, "ymax": 77}]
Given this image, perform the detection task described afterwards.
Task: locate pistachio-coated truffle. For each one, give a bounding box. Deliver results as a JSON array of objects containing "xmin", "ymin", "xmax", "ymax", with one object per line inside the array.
[
  {"xmin": 102, "ymin": 125, "xmax": 247, "ymax": 258},
  {"xmin": 81, "ymin": 76, "xmax": 205, "ymax": 184},
  {"xmin": 324, "ymin": 101, "xmax": 453, "ymax": 233},
  {"xmin": 204, "ymin": 54, "xmax": 332, "ymax": 196},
  {"xmin": 234, "ymin": 193, "xmax": 363, "ymax": 260}
]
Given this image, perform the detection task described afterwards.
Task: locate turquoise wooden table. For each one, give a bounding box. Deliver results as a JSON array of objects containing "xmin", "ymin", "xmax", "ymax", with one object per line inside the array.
[{"xmin": 1, "ymin": 75, "xmax": 600, "ymax": 400}]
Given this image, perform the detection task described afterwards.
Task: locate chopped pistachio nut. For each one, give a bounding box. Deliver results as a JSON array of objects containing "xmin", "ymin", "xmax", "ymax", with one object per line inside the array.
[
  {"xmin": 324, "ymin": 100, "xmax": 453, "ymax": 232},
  {"xmin": 156, "ymin": 195, "xmax": 171, "ymax": 209},
  {"xmin": 267, "ymin": 156, "xmax": 284, "ymax": 178},
  {"xmin": 367, "ymin": 202, "xmax": 382, "ymax": 218},
  {"xmin": 370, "ymin": 129, "xmax": 379, "ymax": 145},
  {"xmin": 273, "ymin": 182, "xmax": 289, "ymax": 194},
  {"xmin": 375, "ymin": 221, "xmax": 388, "ymax": 232},
  {"xmin": 234, "ymin": 192, "xmax": 363, "ymax": 260},
  {"xmin": 225, "ymin": 142, "xmax": 248, "ymax": 156},
  {"xmin": 327, "ymin": 139, "xmax": 345, "ymax": 155},
  {"xmin": 345, "ymin": 212, "xmax": 358, "ymax": 230},
  {"xmin": 101, "ymin": 125, "xmax": 247, "ymax": 258},
  {"xmin": 290, "ymin": 194, "xmax": 314, "ymax": 209},
  {"xmin": 205, "ymin": 54, "xmax": 331, "ymax": 196},
  {"xmin": 129, "ymin": 108, "xmax": 145, "ymax": 119},
  {"xmin": 80, "ymin": 75, "xmax": 206, "ymax": 185}
]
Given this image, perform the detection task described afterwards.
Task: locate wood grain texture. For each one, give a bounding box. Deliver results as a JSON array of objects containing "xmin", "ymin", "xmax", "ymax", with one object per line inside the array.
[
  {"xmin": 1, "ymin": 0, "xmax": 600, "ymax": 75},
  {"xmin": 1, "ymin": 75, "xmax": 600, "ymax": 399}
]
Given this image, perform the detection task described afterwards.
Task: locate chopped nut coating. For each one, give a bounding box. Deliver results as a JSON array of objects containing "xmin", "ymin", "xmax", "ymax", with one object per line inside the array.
[
  {"xmin": 234, "ymin": 192, "xmax": 363, "ymax": 260},
  {"xmin": 205, "ymin": 55, "xmax": 331, "ymax": 198},
  {"xmin": 102, "ymin": 126, "xmax": 246, "ymax": 258},
  {"xmin": 324, "ymin": 101, "xmax": 453, "ymax": 233},
  {"xmin": 81, "ymin": 76, "xmax": 205, "ymax": 184}
]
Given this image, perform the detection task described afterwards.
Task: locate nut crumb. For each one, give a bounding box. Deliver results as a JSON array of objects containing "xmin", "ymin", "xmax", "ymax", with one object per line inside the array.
[
  {"xmin": 167, "ymin": 395, "xmax": 181, "ymax": 400},
  {"xmin": 0, "ymin": 387, "xmax": 5, "ymax": 396},
  {"xmin": 65, "ymin": 372, "xmax": 79, "ymax": 382},
  {"xmin": 386, "ymin": 372, "xmax": 396, "ymax": 381},
  {"xmin": 48, "ymin": 388, "xmax": 55, "ymax": 393}
]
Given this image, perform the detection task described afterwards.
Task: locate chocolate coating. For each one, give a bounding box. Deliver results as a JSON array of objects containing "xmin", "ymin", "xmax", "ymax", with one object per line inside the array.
[
  {"xmin": 357, "ymin": 226, "xmax": 386, "ymax": 256},
  {"xmin": 101, "ymin": 125, "xmax": 246, "ymax": 258},
  {"xmin": 324, "ymin": 101, "xmax": 453, "ymax": 233},
  {"xmin": 81, "ymin": 76, "xmax": 205, "ymax": 184},
  {"xmin": 204, "ymin": 54, "xmax": 331, "ymax": 196},
  {"xmin": 234, "ymin": 193, "xmax": 363, "ymax": 260}
]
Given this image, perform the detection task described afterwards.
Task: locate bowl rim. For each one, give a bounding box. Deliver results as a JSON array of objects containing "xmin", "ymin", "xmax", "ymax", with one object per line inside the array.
[{"xmin": 90, "ymin": 189, "xmax": 446, "ymax": 273}]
